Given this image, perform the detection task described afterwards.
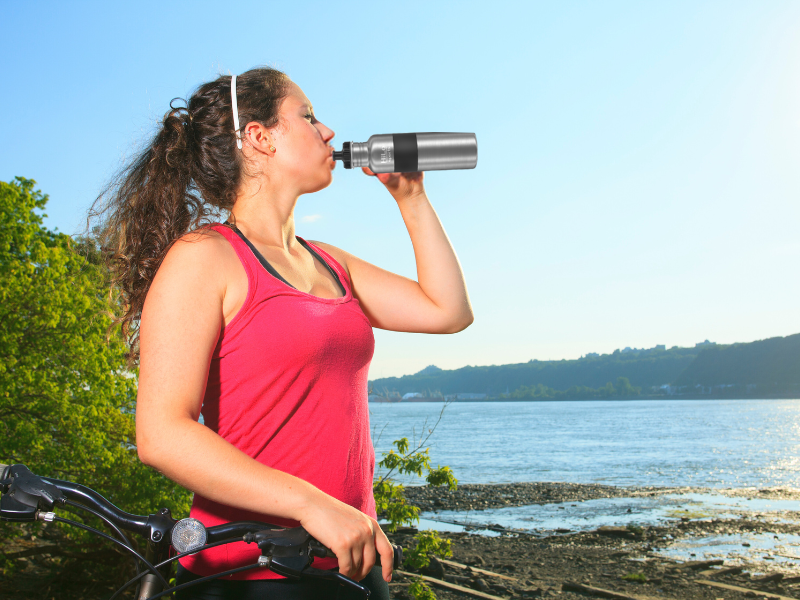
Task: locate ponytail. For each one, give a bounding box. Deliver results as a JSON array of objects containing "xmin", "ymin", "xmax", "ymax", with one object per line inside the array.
[{"xmin": 90, "ymin": 67, "xmax": 290, "ymax": 360}]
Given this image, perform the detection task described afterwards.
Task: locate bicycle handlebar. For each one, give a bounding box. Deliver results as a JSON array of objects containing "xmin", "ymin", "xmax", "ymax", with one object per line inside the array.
[{"xmin": 1, "ymin": 464, "xmax": 403, "ymax": 598}]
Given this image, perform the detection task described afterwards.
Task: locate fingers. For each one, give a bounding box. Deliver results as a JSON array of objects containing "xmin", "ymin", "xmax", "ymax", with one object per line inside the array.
[
  {"xmin": 337, "ymin": 551, "xmax": 355, "ymax": 580},
  {"xmin": 361, "ymin": 166, "xmax": 376, "ymax": 176},
  {"xmin": 375, "ymin": 526, "xmax": 394, "ymax": 582},
  {"xmin": 360, "ymin": 538, "xmax": 377, "ymax": 581}
]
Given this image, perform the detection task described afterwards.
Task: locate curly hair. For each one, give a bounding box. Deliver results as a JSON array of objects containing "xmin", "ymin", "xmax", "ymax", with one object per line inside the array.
[{"xmin": 90, "ymin": 67, "xmax": 291, "ymax": 360}]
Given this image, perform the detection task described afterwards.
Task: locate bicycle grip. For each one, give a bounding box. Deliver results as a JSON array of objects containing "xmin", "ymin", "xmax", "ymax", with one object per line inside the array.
[{"xmin": 377, "ymin": 545, "xmax": 404, "ymax": 570}]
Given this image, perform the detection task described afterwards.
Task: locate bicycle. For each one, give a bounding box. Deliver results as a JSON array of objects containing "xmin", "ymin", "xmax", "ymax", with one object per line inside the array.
[{"xmin": 0, "ymin": 463, "xmax": 402, "ymax": 599}]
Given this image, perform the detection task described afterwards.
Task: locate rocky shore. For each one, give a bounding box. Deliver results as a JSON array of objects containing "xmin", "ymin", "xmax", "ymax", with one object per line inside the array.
[
  {"xmin": 403, "ymin": 482, "xmax": 674, "ymax": 512},
  {"xmin": 388, "ymin": 483, "xmax": 800, "ymax": 600}
]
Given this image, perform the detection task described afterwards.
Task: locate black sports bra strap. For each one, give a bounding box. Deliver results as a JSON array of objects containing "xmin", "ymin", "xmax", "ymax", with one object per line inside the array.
[
  {"xmin": 226, "ymin": 223, "xmax": 345, "ymax": 297},
  {"xmin": 296, "ymin": 238, "xmax": 346, "ymax": 297}
]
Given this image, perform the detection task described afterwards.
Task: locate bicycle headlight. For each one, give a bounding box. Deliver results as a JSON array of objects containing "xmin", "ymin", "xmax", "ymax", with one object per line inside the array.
[{"xmin": 171, "ymin": 517, "xmax": 207, "ymax": 554}]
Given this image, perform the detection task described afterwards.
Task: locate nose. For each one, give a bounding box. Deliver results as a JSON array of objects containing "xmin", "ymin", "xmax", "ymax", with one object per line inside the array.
[{"xmin": 317, "ymin": 121, "xmax": 335, "ymax": 144}]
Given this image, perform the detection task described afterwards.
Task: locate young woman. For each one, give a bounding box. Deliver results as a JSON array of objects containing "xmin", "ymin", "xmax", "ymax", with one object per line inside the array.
[{"xmin": 98, "ymin": 66, "xmax": 473, "ymax": 599}]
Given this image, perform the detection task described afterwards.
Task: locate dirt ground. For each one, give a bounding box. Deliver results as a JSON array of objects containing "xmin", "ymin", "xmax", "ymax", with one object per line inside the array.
[{"xmin": 387, "ymin": 483, "xmax": 800, "ymax": 600}]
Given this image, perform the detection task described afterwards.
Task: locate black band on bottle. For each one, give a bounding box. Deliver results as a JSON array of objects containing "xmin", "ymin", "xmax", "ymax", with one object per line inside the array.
[{"xmin": 393, "ymin": 134, "xmax": 418, "ymax": 172}]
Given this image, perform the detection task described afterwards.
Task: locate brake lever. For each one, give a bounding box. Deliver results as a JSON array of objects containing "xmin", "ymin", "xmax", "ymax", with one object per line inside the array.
[
  {"xmin": 247, "ymin": 528, "xmax": 372, "ymax": 598},
  {"xmin": 295, "ymin": 565, "xmax": 371, "ymax": 598},
  {"xmin": 261, "ymin": 554, "xmax": 371, "ymax": 598},
  {"xmin": 0, "ymin": 465, "xmax": 65, "ymax": 521}
]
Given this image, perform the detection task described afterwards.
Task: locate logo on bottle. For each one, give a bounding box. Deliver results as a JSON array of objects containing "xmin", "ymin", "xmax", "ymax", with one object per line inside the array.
[{"xmin": 379, "ymin": 145, "xmax": 393, "ymax": 164}]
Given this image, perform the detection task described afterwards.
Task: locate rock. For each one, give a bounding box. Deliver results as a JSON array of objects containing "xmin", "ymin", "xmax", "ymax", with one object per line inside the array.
[
  {"xmin": 421, "ymin": 556, "xmax": 444, "ymax": 579},
  {"xmin": 752, "ymin": 573, "xmax": 783, "ymax": 583},
  {"xmin": 595, "ymin": 526, "xmax": 636, "ymax": 539},
  {"xmin": 473, "ymin": 578, "xmax": 490, "ymax": 592},
  {"xmin": 463, "ymin": 553, "xmax": 486, "ymax": 566}
]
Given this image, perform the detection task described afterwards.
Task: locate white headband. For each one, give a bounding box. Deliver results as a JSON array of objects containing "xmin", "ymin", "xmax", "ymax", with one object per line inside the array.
[{"xmin": 231, "ymin": 75, "xmax": 242, "ymax": 150}]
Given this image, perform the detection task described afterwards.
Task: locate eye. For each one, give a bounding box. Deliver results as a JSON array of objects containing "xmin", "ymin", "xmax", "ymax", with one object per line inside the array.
[{"xmin": 304, "ymin": 113, "xmax": 314, "ymax": 121}]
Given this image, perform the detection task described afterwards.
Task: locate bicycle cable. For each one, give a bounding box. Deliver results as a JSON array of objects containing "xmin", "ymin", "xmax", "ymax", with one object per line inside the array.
[
  {"xmin": 63, "ymin": 499, "xmax": 141, "ymax": 578},
  {"xmin": 144, "ymin": 563, "xmax": 263, "ymax": 600},
  {"xmin": 109, "ymin": 536, "xmax": 242, "ymax": 600},
  {"xmin": 52, "ymin": 516, "xmax": 169, "ymax": 590}
]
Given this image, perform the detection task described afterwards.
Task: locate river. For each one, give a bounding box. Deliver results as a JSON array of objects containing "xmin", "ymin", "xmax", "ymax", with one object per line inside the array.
[{"xmin": 368, "ymin": 399, "xmax": 800, "ymax": 488}]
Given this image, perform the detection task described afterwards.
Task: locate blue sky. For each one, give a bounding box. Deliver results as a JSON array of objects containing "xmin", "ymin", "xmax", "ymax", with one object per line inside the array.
[{"xmin": 2, "ymin": 1, "xmax": 799, "ymax": 378}]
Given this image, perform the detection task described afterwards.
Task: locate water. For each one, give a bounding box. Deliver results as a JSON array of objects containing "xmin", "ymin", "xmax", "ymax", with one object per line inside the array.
[
  {"xmin": 660, "ymin": 532, "xmax": 800, "ymax": 566},
  {"xmin": 421, "ymin": 493, "xmax": 800, "ymax": 534},
  {"xmin": 369, "ymin": 399, "xmax": 800, "ymax": 488}
]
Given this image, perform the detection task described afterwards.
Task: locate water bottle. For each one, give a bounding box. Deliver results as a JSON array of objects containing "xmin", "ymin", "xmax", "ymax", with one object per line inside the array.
[{"xmin": 332, "ymin": 132, "xmax": 477, "ymax": 173}]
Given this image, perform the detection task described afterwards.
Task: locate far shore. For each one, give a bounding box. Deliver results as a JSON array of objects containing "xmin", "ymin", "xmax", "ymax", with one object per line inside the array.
[{"xmin": 370, "ymin": 395, "xmax": 800, "ymax": 403}]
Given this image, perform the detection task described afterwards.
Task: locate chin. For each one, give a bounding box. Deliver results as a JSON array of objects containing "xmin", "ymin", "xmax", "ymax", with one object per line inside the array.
[{"xmin": 306, "ymin": 172, "xmax": 334, "ymax": 194}]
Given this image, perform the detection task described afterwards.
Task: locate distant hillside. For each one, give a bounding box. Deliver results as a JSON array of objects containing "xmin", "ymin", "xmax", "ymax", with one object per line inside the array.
[
  {"xmin": 370, "ymin": 334, "xmax": 800, "ymax": 399},
  {"xmin": 371, "ymin": 345, "xmax": 700, "ymax": 396},
  {"xmin": 674, "ymin": 333, "xmax": 800, "ymax": 387}
]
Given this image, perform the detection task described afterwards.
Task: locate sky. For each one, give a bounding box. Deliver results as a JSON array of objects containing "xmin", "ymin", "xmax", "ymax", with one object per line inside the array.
[{"xmin": 2, "ymin": 1, "xmax": 799, "ymax": 379}]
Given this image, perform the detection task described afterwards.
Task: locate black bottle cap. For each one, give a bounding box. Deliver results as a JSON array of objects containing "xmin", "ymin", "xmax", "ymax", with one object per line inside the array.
[{"xmin": 332, "ymin": 141, "xmax": 351, "ymax": 168}]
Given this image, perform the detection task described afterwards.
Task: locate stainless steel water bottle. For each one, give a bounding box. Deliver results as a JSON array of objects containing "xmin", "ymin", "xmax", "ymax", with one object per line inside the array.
[{"xmin": 333, "ymin": 132, "xmax": 477, "ymax": 173}]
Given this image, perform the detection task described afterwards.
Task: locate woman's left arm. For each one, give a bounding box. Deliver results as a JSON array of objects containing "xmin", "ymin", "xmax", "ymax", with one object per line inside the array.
[{"xmin": 315, "ymin": 169, "xmax": 473, "ymax": 334}]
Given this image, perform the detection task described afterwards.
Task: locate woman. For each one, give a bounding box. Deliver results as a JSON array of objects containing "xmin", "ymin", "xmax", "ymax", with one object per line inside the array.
[{"xmin": 99, "ymin": 66, "xmax": 473, "ymax": 599}]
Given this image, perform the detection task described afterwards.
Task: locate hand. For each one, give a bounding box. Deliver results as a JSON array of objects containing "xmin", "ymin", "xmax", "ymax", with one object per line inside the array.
[
  {"xmin": 362, "ymin": 166, "xmax": 425, "ymax": 203},
  {"xmin": 299, "ymin": 493, "xmax": 394, "ymax": 583}
]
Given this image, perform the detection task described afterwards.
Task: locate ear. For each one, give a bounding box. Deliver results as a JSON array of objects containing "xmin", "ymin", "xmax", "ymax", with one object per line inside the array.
[{"xmin": 242, "ymin": 122, "xmax": 274, "ymax": 154}]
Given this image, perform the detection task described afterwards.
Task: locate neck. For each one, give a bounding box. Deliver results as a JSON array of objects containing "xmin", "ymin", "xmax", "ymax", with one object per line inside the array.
[{"xmin": 229, "ymin": 176, "xmax": 299, "ymax": 251}]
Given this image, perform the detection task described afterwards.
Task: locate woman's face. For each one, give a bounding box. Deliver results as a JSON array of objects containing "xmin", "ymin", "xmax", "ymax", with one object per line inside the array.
[{"xmin": 270, "ymin": 82, "xmax": 336, "ymax": 194}]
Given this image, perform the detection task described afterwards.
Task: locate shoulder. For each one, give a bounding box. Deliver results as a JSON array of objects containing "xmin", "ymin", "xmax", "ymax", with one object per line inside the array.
[
  {"xmin": 150, "ymin": 227, "xmax": 237, "ymax": 303},
  {"xmin": 307, "ymin": 240, "xmax": 352, "ymax": 280},
  {"xmin": 157, "ymin": 228, "xmax": 236, "ymax": 277}
]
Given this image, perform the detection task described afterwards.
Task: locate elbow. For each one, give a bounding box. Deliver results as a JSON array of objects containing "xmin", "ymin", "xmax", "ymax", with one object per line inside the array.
[
  {"xmin": 443, "ymin": 310, "xmax": 474, "ymax": 334},
  {"xmin": 136, "ymin": 425, "xmax": 164, "ymax": 469},
  {"xmin": 136, "ymin": 434, "xmax": 156, "ymax": 467}
]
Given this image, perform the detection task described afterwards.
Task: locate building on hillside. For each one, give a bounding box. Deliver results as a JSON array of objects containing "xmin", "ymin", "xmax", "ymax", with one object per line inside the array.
[{"xmin": 452, "ymin": 393, "xmax": 488, "ymax": 400}]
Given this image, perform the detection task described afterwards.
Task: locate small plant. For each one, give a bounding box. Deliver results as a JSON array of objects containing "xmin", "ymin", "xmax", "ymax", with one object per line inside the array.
[
  {"xmin": 626, "ymin": 523, "xmax": 644, "ymax": 536},
  {"xmin": 403, "ymin": 529, "xmax": 453, "ymax": 570},
  {"xmin": 408, "ymin": 578, "xmax": 437, "ymax": 600},
  {"xmin": 621, "ymin": 572, "xmax": 647, "ymax": 583},
  {"xmin": 373, "ymin": 403, "xmax": 457, "ymax": 600}
]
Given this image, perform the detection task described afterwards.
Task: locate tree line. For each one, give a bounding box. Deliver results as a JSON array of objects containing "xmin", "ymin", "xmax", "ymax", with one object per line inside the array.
[{"xmin": 371, "ymin": 337, "xmax": 800, "ymax": 399}]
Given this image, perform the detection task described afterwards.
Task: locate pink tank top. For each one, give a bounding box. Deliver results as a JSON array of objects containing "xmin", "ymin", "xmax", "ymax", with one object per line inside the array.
[{"xmin": 180, "ymin": 224, "xmax": 376, "ymax": 580}]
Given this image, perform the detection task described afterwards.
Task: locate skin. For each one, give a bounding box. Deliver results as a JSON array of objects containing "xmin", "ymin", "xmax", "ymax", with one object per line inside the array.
[{"xmin": 135, "ymin": 81, "xmax": 474, "ymax": 584}]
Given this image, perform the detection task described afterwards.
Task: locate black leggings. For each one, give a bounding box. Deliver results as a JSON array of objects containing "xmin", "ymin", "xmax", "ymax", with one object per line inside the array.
[{"xmin": 174, "ymin": 564, "xmax": 391, "ymax": 600}]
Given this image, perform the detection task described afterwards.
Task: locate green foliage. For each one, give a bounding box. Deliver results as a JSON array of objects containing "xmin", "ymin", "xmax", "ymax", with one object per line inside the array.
[
  {"xmin": 626, "ymin": 523, "xmax": 644, "ymax": 536},
  {"xmin": 373, "ymin": 479, "xmax": 420, "ymax": 534},
  {"xmin": 504, "ymin": 376, "xmax": 642, "ymax": 400},
  {"xmin": 0, "ymin": 178, "xmax": 191, "ymax": 542},
  {"xmin": 425, "ymin": 465, "xmax": 457, "ymax": 490},
  {"xmin": 403, "ymin": 529, "xmax": 452, "ymax": 570},
  {"xmin": 408, "ymin": 578, "xmax": 437, "ymax": 600},
  {"xmin": 374, "ymin": 410, "xmax": 457, "ymax": 600},
  {"xmin": 621, "ymin": 572, "xmax": 647, "ymax": 583},
  {"xmin": 374, "ymin": 435, "xmax": 458, "ymax": 533}
]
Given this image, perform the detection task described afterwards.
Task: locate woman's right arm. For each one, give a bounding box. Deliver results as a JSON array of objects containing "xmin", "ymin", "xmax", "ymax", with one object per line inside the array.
[{"xmin": 135, "ymin": 232, "xmax": 393, "ymax": 582}]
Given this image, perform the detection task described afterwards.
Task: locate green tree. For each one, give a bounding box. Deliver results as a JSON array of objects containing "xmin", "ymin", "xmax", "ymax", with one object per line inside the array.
[{"xmin": 0, "ymin": 178, "xmax": 190, "ymax": 540}]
